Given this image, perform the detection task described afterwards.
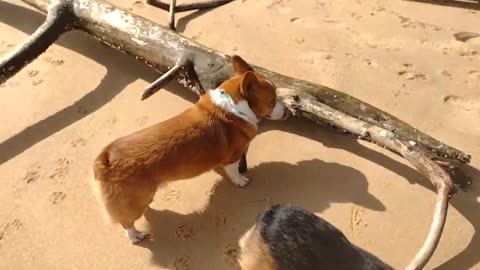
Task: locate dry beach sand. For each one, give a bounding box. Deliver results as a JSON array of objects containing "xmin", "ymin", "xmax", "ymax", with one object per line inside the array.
[{"xmin": 1, "ymin": 0, "xmax": 479, "ymax": 269}]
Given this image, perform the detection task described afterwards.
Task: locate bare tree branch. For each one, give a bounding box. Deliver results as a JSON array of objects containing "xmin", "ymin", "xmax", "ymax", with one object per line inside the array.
[
  {"xmin": 142, "ymin": 58, "xmax": 184, "ymax": 100},
  {"xmin": 168, "ymin": 0, "xmax": 176, "ymax": 30},
  {"xmin": 146, "ymin": 0, "xmax": 234, "ymax": 12},
  {"xmin": 0, "ymin": 0, "xmax": 75, "ymax": 84}
]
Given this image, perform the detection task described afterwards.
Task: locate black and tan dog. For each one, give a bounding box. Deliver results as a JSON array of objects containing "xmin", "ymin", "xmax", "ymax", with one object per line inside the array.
[{"xmin": 238, "ymin": 204, "xmax": 393, "ymax": 270}]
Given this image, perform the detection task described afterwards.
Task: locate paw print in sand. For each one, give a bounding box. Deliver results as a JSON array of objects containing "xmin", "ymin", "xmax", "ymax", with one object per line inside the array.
[
  {"xmin": 172, "ymin": 256, "xmax": 191, "ymax": 270},
  {"xmin": 49, "ymin": 192, "xmax": 66, "ymax": 205},
  {"xmin": 175, "ymin": 224, "xmax": 194, "ymax": 240},
  {"xmin": 223, "ymin": 243, "xmax": 240, "ymax": 267},
  {"xmin": 21, "ymin": 167, "xmax": 41, "ymax": 184},
  {"xmin": 49, "ymin": 158, "xmax": 71, "ymax": 181}
]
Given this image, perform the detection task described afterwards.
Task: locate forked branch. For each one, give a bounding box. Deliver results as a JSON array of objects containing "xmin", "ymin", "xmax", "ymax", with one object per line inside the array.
[
  {"xmin": 0, "ymin": 0, "xmax": 75, "ymax": 84},
  {"xmin": 151, "ymin": 0, "xmax": 235, "ymax": 31},
  {"xmin": 146, "ymin": 0, "xmax": 234, "ymax": 12}
]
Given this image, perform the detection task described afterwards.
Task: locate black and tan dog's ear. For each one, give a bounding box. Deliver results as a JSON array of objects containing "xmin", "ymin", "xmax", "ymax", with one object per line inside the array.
[{"xmin": 232, "ymin": 55, "xmax": 254, "ymax": 75}]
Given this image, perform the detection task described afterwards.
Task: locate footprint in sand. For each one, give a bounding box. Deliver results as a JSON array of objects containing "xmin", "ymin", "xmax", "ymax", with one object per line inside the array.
[
  {"xmin": 266, "ymin": 0, "xmax": 287, "ymax": 10},
  {"xmin": 136, "ymin": 116, "xmax": 149, "ymax": 127},
  {"xmin": 70, "ymin": 137, "xmax": 87, "ymax": 148},
  {"xmin": 172, "ymin": 256, "xmax": 191, "ymax": 270},
  {"xmin": 468, "ymin": 70, "xmax": 480, "ymax": 80},
  {"xmin": 49, "ymin": 158, "xmax": 71, "ymax": 181},
  {"xmin": 439, "ymin": 70, "xmax": 453, "ymax": 78},
  {"xmin": 363, "ymin": 59, "xmax": 378, "ymax": 67},
  {"xmin": 458, "ymin": 49, "xmax": 479, "ymax": 57},
  {"xmin": 350, "ymin": 204, "xmax": 369, "ymax": 240},
  {"xmin": 21, "ymin": 163, "xmax": 41, "ymax": 184},
  {"xmin": 191, "ymin": 31, "xmax": 204, "ymax": 41},
  {"xmin": 22, "ymin": 170, "xmax": 40, "ymax": 184},
  {"xmin": 314, "ymin": 0, "xmax": 325, "ymax": 8},
  {"xmin": 109, "ymin": 117, "xmax": 118, "ymax": 124},
  {"xmin": 32, "ymin": 79, "xmax": 44, "ymax": 86},
  {"xmin": 350, "ymin": 12, "xmax": 363, "ymax": 20},
  {"xmin": 351, "ymin": 205, "xmax": 364, "ymax": 227},
  {"xmin": 398, "ymin": 70, "xmax": 428, "ymax": 81},
  {"xmin": 0, "ymin": 41, "xmax": 15, "ymax": 55},
  {"xmin": 294, "ymin": 37, "xmax": 305, "ymax": 44},
  {"xmin": 49, "ymin": 192, "xmax": 66, "ymax": 205},
  {"xmin": 76, "ymin": 105, "xmax": 89, "ymax": 115},
  {"xmin": 28, "ymin": 70, "xmax": 39, "ymax": 77},
  {"xmin": 43, "ymin": 56, "xmax": 64, "ymax": 66},
  {"xmin": 214, "ymin": 215, "xmax": 227, "ymax": 227},
  {"xmin": 129, "ymin": 0, "xmax": 145, "ymax": 10},
  {"xmin": 0, "ymin": 219, "xmax": 23, "ymax": 241},
  {"xmin": 11, "ymin": 219, "xmax": 22, "ymax": 230},
  {"xmin": 175, "ymin": 224, "xmax": 195, "ymax": 240},
  {"xmin": 223, "ymin": 243, "xmax": 240, "ymax": 266},
  {"xmin": 443, "ymin": 95, "xmax": 480, "ymax": 112}
]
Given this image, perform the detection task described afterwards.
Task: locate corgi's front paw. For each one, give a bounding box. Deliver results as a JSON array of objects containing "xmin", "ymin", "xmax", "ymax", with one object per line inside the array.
[
  {"xmin": 126, "ymin": 228, "xmax": 149, "ymax": 244},
  {"xmin": 231, "ymin": 174, "xmax": 250, "ymax": 187}
]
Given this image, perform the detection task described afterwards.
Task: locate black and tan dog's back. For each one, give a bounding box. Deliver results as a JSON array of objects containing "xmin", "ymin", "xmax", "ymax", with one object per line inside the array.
[{"xmin": 238, "ymin": 204, "xmax": 393, "ymax": 270}]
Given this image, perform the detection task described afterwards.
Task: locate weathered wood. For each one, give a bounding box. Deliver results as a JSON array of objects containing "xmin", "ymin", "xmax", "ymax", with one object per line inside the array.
[
  {"xmin": 0, "ymin": 0, "xmax": 472, "ymax": 268},
  {"xmin": 16, "ymin": 0, "xmax": 471, "ymax": 170},
  {"xmin": 259, "ymin": 67, "xmax": 471, "ymax": 167}
]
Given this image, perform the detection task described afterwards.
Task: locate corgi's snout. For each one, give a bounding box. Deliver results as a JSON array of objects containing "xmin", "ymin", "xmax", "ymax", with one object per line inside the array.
[{"xmin": 267, "ymin": 100, "xmax": 290, "ymax": 120}]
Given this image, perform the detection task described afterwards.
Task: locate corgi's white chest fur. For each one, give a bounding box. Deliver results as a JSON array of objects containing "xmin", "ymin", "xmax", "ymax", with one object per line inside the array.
[{"xmin": 208, "ymin": 88, "xmax": 259, "ymax": 127}]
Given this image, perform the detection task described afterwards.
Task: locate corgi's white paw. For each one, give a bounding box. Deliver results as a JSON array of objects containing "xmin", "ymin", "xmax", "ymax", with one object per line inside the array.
[
  {"xmin": 125, "ymin": 228, "xmax": 148, "ymax": 244},
  {"xmin": 231, "ymin": 174, "xmax": 250, "ymax": 187}
]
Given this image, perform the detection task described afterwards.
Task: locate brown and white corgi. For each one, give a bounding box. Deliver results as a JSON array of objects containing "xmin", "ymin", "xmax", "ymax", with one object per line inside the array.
[
  {"xmin": 92, "ymin": 55, "xmax": 290, "ymax": 244},
  {"xmin": 238, "ymin": 204, "xmax": 393, "ymax": 270}
]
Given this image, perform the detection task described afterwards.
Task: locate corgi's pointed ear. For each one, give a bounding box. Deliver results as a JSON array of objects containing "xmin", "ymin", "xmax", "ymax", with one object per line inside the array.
[
  {"xmin": 240, "ymin": 71, "xmax": 259, "ymax": 96},
  {"xmin": 232, "ymin": 55, "xmax": 254, "ymax": 75}
]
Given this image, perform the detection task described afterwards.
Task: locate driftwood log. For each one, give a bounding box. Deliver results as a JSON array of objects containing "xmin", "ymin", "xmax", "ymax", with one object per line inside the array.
[{"xmin": 0, "ymin": 0, "xmax": 472, "ymax": 269}]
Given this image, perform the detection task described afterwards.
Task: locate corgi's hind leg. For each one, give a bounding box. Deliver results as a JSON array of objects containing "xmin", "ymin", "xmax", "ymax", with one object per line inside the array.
[
  {"xmin": 103, "ymin": 184, "xmax": 156, "ymax": 244},
  {"xmin": 116, "ymin": 200, "xmax": 152, "ymax": 244}
]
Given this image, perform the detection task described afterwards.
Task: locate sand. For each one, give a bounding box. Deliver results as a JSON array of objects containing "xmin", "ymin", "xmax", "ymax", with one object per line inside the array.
[{"xmin": 1, "ymin": 0, "xmax": 479, "ymax": 269}]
